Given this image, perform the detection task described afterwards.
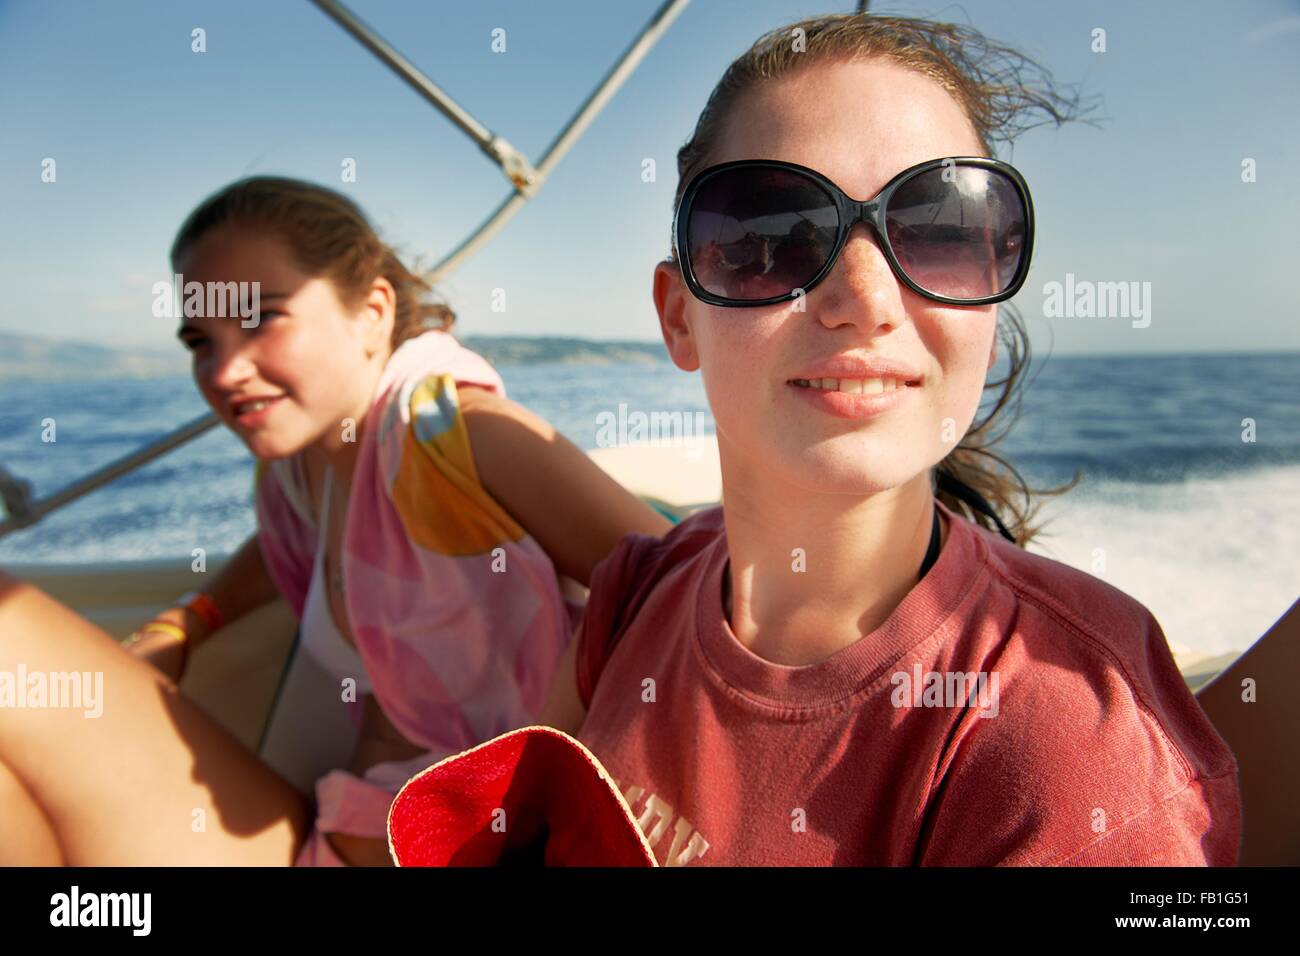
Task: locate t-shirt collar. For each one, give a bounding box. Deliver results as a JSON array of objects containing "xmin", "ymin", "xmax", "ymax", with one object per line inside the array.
[{"xmin": 692, "ymin": 499, "xmax": 988, "ymax": 708}]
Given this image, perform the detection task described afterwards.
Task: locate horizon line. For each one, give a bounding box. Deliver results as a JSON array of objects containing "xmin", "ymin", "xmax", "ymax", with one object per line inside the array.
[{"xmin": 2, "ymin": 327, "xmax": 1298, "ymax": 362}]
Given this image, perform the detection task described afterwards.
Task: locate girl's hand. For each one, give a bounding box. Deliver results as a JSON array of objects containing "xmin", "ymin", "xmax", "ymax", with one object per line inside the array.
[{"xmin": 122, "ymin": 627, "xmax": 189, "ymax": 683}]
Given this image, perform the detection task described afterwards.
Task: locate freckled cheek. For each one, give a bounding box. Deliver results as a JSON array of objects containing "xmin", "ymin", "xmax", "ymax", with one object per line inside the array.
[
  {"xmin": 934, "ymin": 336, "xmax": 993, "ymax": 432},
  {"xmin": 699, "ymin": 334, "xmax": 768, "ymax": 413},
  {"xmin": 693, "ymin": 308, "xmax": 793, "ymax": 441},
  {"xmin": 697, "ymin": 363, "xmax": 737, "ymax": 430}
]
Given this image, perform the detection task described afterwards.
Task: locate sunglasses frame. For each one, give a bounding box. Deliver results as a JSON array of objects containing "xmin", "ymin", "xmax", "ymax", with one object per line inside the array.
[{"xmin": 672, "ymin": 156, "xmax": 1035, "ymax": 308}]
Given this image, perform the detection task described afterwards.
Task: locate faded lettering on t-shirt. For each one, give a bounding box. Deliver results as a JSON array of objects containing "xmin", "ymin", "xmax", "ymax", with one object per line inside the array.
[{"xmin": 612, "ymin": 776, "xmax": 711, "ymax": 866}]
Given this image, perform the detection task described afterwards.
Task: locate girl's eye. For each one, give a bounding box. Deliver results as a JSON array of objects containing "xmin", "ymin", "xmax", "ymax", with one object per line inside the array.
[{"xmin": 181, "ymin": 337, "xmax": 208, "ymax": 352}]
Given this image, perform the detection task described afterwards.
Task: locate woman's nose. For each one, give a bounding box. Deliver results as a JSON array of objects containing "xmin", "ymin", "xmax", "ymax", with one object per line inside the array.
[
  {"xmin": 813, "ymin": 222, "xmax": 908, "ymax": 332},
  {"xmin": 205, "ymin": 337, "xmax": 256, "ymax": 392}
]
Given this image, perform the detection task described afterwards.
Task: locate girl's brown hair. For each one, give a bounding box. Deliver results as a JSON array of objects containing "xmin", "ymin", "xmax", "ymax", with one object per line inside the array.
[
  {"xmin": 672, "ymin": 13, "xmax": 1100, "ymax": 547},
  {"xmin": 169, "ymin": 176, "xmax": 454, "ymax": 350}
]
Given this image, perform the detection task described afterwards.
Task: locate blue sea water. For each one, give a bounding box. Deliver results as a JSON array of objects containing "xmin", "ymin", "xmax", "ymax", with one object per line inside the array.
[{"xmin": 1, "ymin": 352, "xmax": 1296, "ymax": 656}]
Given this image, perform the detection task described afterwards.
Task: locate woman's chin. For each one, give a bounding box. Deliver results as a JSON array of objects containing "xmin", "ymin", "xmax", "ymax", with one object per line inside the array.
[
  {"xmin": 778, "ymin": 441, "xmax": 934, "ymax": 496},
  {"xmin": 239, "ymin": 431, "xmax": 309, "ymax": 461}
]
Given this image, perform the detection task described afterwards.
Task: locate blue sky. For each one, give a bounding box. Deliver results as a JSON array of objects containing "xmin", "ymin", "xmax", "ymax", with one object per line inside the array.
[{"xmin": 1, "ymin": 0, "xmax": 1298, "ymax": 357}]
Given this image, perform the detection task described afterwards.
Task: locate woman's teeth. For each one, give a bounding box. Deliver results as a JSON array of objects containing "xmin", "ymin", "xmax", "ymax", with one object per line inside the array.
[
  {"xmin": 236, "ymin": 399, "xmax": 276, "ymax": 413},
  {"xmin": 791, "ymin": 378, "xmax": 913, "ymax": 394}
]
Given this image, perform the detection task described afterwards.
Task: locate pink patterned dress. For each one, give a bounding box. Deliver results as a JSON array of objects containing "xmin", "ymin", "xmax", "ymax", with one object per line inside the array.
[{"xmin": 251, "ymin": 330, "xmax": 578, "ymax": 866}]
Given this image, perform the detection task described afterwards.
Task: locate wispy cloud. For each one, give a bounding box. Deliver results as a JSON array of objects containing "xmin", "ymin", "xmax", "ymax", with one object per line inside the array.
[
  {"xmin": 93, "ymin": 273, "xmax": 160, "ymax": 314},
  {"xmin": 122, "ymin": 272, "xmax": 157, "ymax": 289},
  {"xmin": 92, "ymin": 297, "xmax": 141, "ymax": 315},
  {"xmin": 1243, "ymin": 15, "xmax": 1300, "ymax": 45}
]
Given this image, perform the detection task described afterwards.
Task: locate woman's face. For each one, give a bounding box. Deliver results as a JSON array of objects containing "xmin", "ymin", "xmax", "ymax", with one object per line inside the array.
[
  {"xmin": 654, "ymin": 58, "xmax": 999, "ymax": 497},
  {"xmin": 174, "ymin": 224, "xmax": 391, "ymax": 460}
]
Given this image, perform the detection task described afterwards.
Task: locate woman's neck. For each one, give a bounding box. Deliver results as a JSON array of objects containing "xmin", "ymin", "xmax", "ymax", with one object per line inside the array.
[
  {"xmin": 308, "ymin": 356, "xmax": 387, "ymax": 486},
  {"xmin": 314, "ymin": 427, "xmax": 364, "ymax": 484},
  {"xmin": 720, "ymin": 447, "xmax": 942, "ymax": 667}
]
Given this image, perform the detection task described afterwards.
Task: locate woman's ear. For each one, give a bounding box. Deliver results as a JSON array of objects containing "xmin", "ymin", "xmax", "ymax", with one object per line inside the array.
[
  {"xmin": 653, "ymin": 259, "xmax": 700, "ymax": 372},
  {"xmin": 987, "ymin": 333, "xmax": 998, "ymax": 372},
  {"xmin": 360, "ymin": 276, "xmax": 397, "ymax": 357}
]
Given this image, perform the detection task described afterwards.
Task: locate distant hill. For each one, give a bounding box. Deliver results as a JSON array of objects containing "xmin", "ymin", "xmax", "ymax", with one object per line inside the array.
[
  {"xmin": 0, "ymin": 331, "xmax": 667, "ymax": 382},
  {"xmin": 461, "ymin": 335, "xmax": 667, "ymax": 368},
  {"xmin": 0, "ymin": 332, "xmax": 188, "ymax": 382}
]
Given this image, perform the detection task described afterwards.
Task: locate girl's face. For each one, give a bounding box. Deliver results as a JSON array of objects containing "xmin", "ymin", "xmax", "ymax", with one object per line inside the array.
[
  {"xmin": 175, "ymin": 224, "xmax": 392, "ymax": 461},
  {"xmin": 654, "ymin": 58, "xmax": 999, "ymax": 497}
]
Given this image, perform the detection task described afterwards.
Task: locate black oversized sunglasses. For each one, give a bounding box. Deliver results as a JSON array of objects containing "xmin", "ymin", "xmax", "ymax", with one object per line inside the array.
[{"xmin": 672, "ymin": 157, "xmax": 1034, "ymax": 308}]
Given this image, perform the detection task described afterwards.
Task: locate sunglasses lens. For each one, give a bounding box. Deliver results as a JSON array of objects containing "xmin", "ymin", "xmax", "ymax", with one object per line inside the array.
[
  {"xmin": 685, "ymin": 166, "xmax": 839, "ymax": 302},
  {"xmin": 885, "ymin": 166, "xmax": 1028, "ymax": 300}
]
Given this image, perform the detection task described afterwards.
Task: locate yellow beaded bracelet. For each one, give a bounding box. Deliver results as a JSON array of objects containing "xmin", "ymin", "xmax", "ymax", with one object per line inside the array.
[{"xmin": 122, "ymin": 621, "xmax": 188, "ymax": 650}]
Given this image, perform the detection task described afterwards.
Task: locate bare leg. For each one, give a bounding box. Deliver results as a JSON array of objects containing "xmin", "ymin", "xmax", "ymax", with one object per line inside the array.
[
  {"xmin": 0, "ymin": 572, "xmax": 311, "ymax": 865},
  {"xmin": 0, "ymin": 756, "xmax": 64, "ymax": 865},
  {"xmin": 1196, "ymin": 597, "xmax": 1300, "ymax": 866}
]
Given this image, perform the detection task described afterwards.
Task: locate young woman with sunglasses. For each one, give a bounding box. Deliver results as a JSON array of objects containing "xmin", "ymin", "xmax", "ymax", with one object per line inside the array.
[
  {"xmin": 0, "ymin": 177, "xmax": 670, "ymax": 866},
  {"xmin": 539, "ymin": 14, "xmax": 1241, "ymax": 866}
]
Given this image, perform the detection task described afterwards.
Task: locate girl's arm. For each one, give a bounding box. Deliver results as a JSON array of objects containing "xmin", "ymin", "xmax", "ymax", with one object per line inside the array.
[
  {"xmin": 458, "ymin": 386, "xmax": 672, "ymax": 587},
  {"xmin": 1195, "ymin": 597, "xmax": 1300, "ymax": 865},
  {"xmin": 537, "ymin": 620, "xmax": 589, "ymax": 736},
  {"xmin": 145, "ymin": 532, "xmax": 281, "ymax": 648}
]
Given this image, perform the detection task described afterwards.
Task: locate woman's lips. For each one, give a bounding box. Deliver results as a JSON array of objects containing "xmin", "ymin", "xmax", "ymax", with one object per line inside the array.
[
  {"xmin": 787, "ymin": 378, "xmax": 919, "ymax": 420},
  {"xmin": 231, "ymin": 395, "xmax": 286, "ymax": 429}
]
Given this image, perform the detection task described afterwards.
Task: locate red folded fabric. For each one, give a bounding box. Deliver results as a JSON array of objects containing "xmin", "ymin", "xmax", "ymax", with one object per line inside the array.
[{"xmin": 387, "ymin": 726, "xmax": 657, "ymax": 866}]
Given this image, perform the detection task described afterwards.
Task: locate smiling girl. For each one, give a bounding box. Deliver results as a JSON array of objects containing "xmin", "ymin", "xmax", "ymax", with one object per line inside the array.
[
  {"xmin": 0, "ymin": 177, "xmax": 669, "ymax": 866},
  {"xmin": 538, "ymin": 14, "xmax": 1241, "ymax": 866}
]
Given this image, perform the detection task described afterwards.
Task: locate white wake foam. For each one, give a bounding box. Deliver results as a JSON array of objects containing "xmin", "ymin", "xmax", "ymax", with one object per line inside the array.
[{"xmin": 1026, "ymin": 464, "xmax": 1300, "ymax": 657}]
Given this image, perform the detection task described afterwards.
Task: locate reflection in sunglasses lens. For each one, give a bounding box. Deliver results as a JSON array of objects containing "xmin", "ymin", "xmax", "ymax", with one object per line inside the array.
[
  {"xmin": 688, "ymin": 167, "xmax": 838, "ymax": 301},
  {"xmin": 886, "ymin": 167, "xmax": 1026, "ymax": 300}
]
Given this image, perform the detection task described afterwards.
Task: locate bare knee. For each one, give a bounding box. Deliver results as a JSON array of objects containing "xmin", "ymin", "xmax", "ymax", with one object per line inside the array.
[{"xmin": 0, "ymin": 758, "xmax": 65, "ymax": 865}]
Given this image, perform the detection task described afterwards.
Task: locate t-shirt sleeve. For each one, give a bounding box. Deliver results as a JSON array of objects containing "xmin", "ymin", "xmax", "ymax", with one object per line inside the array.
[
  {"xmin": 915, "ymin": 606, "xmax": 1241, "ymax": 867},
  {"xmin": 918, "ymin": 730, "xmax": 1238, "ymax": 867},
  {"xmin": 575, "ymin": 531, "xmax": 660, "ymax": 710},
  {"xmin": 1049, "ymin": 772, "xmax": 1241, "ymax": 865}
]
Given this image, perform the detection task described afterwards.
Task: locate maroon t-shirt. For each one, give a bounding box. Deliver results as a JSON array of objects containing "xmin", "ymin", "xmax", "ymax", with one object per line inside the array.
[{"xmin": 575, "ymin": 501, "xmax": 1240, "ymax": 866}]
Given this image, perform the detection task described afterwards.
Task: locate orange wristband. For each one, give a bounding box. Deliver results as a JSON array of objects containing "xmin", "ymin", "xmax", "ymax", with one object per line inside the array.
[{"xmin": 181, "ymin": 591, "xmax": 225, "ymax": 633}]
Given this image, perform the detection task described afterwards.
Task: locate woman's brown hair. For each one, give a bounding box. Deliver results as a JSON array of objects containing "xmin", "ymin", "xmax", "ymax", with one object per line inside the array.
[
  {"xmin": 169, "ymin": 176, "xmax": 455, "ymax": 350},
  {"xmin": 672, "ymin": 13, "xmax": 1101, "ymax": 547}
]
